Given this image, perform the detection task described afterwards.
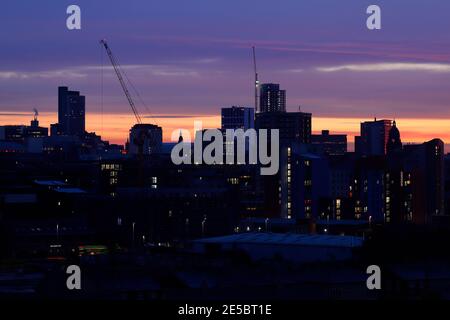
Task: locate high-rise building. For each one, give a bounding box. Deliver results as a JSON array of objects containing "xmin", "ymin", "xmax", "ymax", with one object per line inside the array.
[
  {"xmin": 326, "ymin": 153, "xmax": 356, "ymax": 220},
  {"xmin": 386, "ymin": 120, "xmax": 402, "ymax": 154},
  {"xmin": 403, "ymin": 139, "xmax": 445, "ymax": 224},
  {"xmin": 58, "ymin": 86, "xmax": 85, "ymax": 136},
  {"xmin": 385, "ymin": 121, "xmax": 406, "ymax": 224},
  {"xmin": 259, "ymin": 83, "xmax": 286, "ymax": 113},
  {"xmin": 220, "ymin": 107, "xmax": 255, "ymax": 164},
  {"xmin": 351, "ymin": 156, "xmax": 386, "ymax": 222},
  {"xmin": 128, "ymin": 124, "xmax": 163, "ymax": 155},
  {"xmin": 279, "ymin": 144, "xmax": 329, "ymax": 220},
  {"xmin": 255, "ymin": 110, "xmax": 312, "ymax": 219},
  {"xmin": 255, "ymin": 111, "xmax": 311, "ymax": 145},
  {"xmin": 355, "ymin": 119, "xmax": 392, "ymax": 156},
  {"xmin": 444, "ymin": 154, "xmax": 450, "ymax": 217},
  {"xmin": 311, "ymin": 130, "xmax": 347, "ymax": 155},
  {"xmin": 221, "ymin": 106, "xmax": 254, "ymax": 130}
]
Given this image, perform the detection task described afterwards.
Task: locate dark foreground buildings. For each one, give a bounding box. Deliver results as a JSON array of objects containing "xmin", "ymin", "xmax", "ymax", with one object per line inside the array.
[{"xmin": 1, "ymin": 85, "xmax": 450, "ymax": 299}]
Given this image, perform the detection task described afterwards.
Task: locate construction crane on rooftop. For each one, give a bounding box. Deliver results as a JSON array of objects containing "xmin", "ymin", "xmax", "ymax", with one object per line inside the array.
[
  {"xmin": 100, "ymin": 39, "xmax": 143, "ymax": 124},
  {"xmin": 252, "ymin": 46, "xmax": 259, "ymax": 113}
]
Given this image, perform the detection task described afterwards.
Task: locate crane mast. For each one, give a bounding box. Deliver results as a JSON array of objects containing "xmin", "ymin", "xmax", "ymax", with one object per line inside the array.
[
  {"xmin": 252, "ymin": 46, "xmax": 259, "ymax": 113},
  {"xmin": 100, "ymin": 39, "xmax": 142, "ymax": 124}
]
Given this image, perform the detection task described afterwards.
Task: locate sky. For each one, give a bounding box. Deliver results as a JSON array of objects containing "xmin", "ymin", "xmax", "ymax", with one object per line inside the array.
[{"xmin": 1, "ymin": 0, "xmax": 450, "ymax": 146}]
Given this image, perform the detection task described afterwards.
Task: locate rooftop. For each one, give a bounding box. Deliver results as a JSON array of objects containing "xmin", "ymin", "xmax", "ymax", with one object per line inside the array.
[
  {"xmin": 194, "ymin": 232, "xmax": 363, "ymax": 248},
  {"xmin": 34, "ymin": 180, "xmax": 67, "ymax": 186}
]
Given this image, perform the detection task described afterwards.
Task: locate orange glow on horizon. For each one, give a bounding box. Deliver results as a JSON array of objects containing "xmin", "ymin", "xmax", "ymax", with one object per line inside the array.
[{"xmin": 1, "ymin": 112, "xmax": 450, "ymax": 150}]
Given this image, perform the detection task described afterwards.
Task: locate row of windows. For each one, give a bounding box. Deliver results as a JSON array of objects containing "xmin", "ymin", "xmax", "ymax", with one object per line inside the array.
[{"xmin": 101, "ymin": 164, "xmax": 122, "ymax": 171}]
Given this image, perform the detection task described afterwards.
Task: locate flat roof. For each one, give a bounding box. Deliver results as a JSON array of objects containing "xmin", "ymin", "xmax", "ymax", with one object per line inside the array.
[
  {"xmin": 242, "ymin": 218, "xmax": 368, "ymax": 227},
  {"xmin": 34, "ymin": 180, "xmax": 67, "ymax": 186},
  {"xmin": 316, "ymin": 219, "xmax": 369, "ymax": 226},
  {"xmin": 194, "ymin": 232, "xmax": 363, "ymax": 248},
  {"xmin": 53, "ymin": 187, "xmax": 86, "ymax": 194}
]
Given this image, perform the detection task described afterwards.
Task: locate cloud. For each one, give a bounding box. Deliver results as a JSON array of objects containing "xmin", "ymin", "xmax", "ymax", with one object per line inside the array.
[
  {"xmin": 0, "ymin": 64, "xmax": 200, "ymax": 81},
  {"xmin": 0, "ymin": 112, "xmax": 34, "ymax": 116},
  {"xmin": 316, "ymin": 62, "xmax": 450, "ymax": 73},
  {"xmin": 0, "ymin": 69, "xmax": 86, "ymax": 80},
  {"xmin": 90, "ymin": 64, "xmax": 199, "ymax": 77}
]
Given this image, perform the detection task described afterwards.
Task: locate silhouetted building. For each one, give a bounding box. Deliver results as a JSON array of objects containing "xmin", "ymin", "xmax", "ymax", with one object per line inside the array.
[
  {"xmin": 255, "ymin": 111, "xmax": 312, "ymax": 218},
  {"xmin": 325, "ymin": 153, "xmax": 357, "ymax": 220},
  {"xmin": 128, "ymin": 124, "xmax": 163, "ymax": 155},
  {"xmin": 24, "ymin": 114, "xmax": 48, "ymax": 138},
  {"xmin": 385, "ymin": 121, "xmax": 406, "ymax": 224},
  {"xmin": 355, "ymin": 119, "xmax": 392, "ymax": 156},
  {"xmin": 50, "ymin": 123, "xmax": 61, "ymax": 136},
  {"xmin": 221, "ymin": 106, "xmax": 254, "ymax": 130},
  {"xmin": 279, "ymin": 145, "xmax": 329, "ymax": 220},
  {"xmin": 0, "ymin": 114, "xmax": 48, "ymax": 153},
  {"xmin": 255, "ymin": 111, "xmax": 312, "ymax": 145},
  {"xmin": 0, "ymin": 125, "xmax": 26, "ymax": 142},
  {"xmin": 351, "ymin": 156, "xmax": 386, "ymax": 222},
  {"xmin": 58, "ymin": 86, "xmax": 85, "ymax": 136},
  {"xmin": 386, "ymin": 120, "xmax": 402, "ymax": 154},
  {"xmin": 259, "ymin": 83, "xmax": 286, "ymax": 113},
  {"xmin": 445, "ymin": 154, "xmax": 450, "ymax": 217},
  {"xmin": 311, "ymin": 130, "xmax": 347, "ymax": 155},
  {"xmin": 403, "ymin": 139, "xmax": 445, "ymax": 224}
]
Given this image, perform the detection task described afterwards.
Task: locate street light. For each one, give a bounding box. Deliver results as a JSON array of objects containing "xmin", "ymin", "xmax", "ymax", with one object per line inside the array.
[
  {"xmin": 201, "ymin": 216, "xmax": 207, "ymax": 237},
  {"xmin": 132, "ymin": 222, "xmax": 136, "ymax": 248}
]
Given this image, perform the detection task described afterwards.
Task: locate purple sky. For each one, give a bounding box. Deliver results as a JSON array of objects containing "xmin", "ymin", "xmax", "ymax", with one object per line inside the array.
[{"xmin": 2, "ymin": 0, "xmax": 450, "ymax": 120}]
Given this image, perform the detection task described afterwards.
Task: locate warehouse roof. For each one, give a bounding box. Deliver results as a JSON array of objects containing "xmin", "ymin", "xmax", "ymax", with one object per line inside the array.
[{"xmin": 194, "ymin": 232, "xmax": 363, "ymax": 248}]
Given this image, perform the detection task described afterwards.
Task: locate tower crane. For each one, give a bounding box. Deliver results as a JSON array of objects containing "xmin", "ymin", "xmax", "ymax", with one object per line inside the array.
[
  {"xmin": 100, "ymin": 39, "xmax": 143, "ymax": 124},
  {"xmin": 100, "ymin": 38, "xmax": 151, "ymax": 164}
]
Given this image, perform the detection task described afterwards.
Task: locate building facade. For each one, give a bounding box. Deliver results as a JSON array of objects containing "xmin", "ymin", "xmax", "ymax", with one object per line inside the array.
[
  {"xmin": 259, "ymin": 83, "xmax": 286, "ymax": 113},
  {"xmin": 311, "ymin": 130, "xmax": 347, "ymax": 156},
  {"xmin": 221, "ymin": 106, "xmax": 254, "ymax": 130},
  {"xmin": 58, "ymin": 86, "xmax": 85, "ymax": 136},
  {"xmin": 355, "ymin": 119, "xmax": 392, "ymax": 156},
  {"xmin": 128, "ymin": 124, "xmax": 163, "ymax": 155}
]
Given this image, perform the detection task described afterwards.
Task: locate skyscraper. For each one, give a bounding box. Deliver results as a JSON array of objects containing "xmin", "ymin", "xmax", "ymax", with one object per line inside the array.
[
  {"xmin": 221, "ymin": 107, "xmax": 255, "ymax": 164},
  {"xmin": 255, "ymin": 110, "xmax": 312, "ymax": 220},
  {"xmin": 403, "ymin": 139, "xmax": 445, "ymax": 224},
  {"xmin": 355, "ymin": 119, "xmax": 392, "ymax": 156},
  {"xmin": 259, "ymin": 83, "xmax": 286, "ymax": 113},
  {"xmin": 255, "ymin": 111, "xmax": 312, "ymax": 145},
  {"xmin": 221, "ymin": 106, "xmax": 254, "ymax": 130},
  {"xmin": 58, "ymin": 86, "xmax": 85, "ymax": 136}
]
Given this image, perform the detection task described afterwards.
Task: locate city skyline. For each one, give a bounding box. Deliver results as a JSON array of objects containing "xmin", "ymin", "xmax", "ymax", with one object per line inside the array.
[
  {"xmin": 3, "ymin": 109, "xmax": 450, "ymax": 150},
  {"xmin": 2, "ymin": 0, "xmax": 450, "ymax": 146},
  {"xmin": 2, "ymin": 1, "xmax": 450, "ymax": 303}
]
